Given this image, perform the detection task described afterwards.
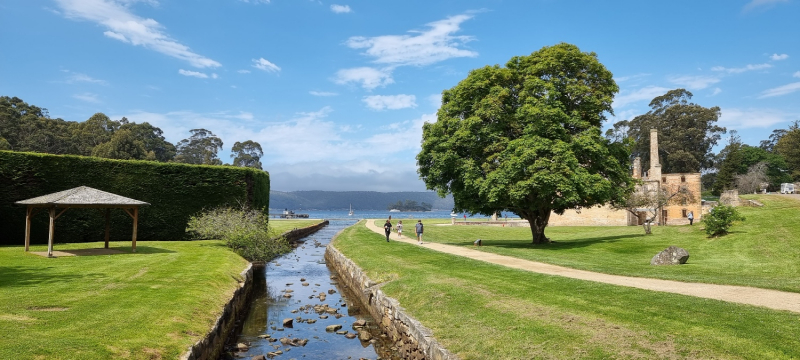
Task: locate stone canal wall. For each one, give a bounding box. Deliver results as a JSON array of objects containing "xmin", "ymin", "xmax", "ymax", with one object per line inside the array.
[
  {"xmin": 325, "ymin": 244, "xmax": 459, "ymax": 360},
  {"xmin": 180, "ymin": 262, "xmax": 255, "ymax": 360},
  {"xmin": 282, "ymin": 220, "xmax": 330, "ymax": 243}
]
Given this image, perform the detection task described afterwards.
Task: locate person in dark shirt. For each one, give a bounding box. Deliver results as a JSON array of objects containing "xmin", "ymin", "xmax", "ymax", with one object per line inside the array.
[
  {"xmin": 383, "ymin": 219, "xmax": 392, "ymax": 242},
  {"xmin": 415, "ymin": 220, "xmax": 424, "ymax": 244}
]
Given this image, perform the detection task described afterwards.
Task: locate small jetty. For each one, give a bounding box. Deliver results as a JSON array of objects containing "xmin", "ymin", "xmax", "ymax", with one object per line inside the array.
[{"xmin": 269, "ymin": 209, "xmax": 309, "ymax": 219}]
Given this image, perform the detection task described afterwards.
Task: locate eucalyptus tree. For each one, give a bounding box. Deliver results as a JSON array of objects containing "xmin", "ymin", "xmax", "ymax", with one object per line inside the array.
[
  {"xmin": 175, "ymin": 129, "xmax": 224, "ymax": 165},
  {"xmin": 612, "ymin": 89, "xmax": 725, "ymax": 173},
  {"xmin": 417, "ymin": 43, "xmax": 634, "ymax": 244},
  {"xmin": 231, "ymin": 140, "xmax": 263, "ymax": 169}
]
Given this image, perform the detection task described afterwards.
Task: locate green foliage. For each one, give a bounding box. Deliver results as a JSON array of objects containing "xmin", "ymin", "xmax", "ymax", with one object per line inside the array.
[
  {"xmin": 0, "ymin": 150, "xmax": 269, "ymax": 245},
  {"xmin": 387, "ymin": 199, "xmax": 432, "ymax": 211},
  {"xmin": 175, "ymin": 128, "xmax": 224, "ymax": 165},
  {"xmin": 231, "ymin": 140, "xmax": 263, "ymax": 169},
  {"xmin": 611, "ymin": 89, "xmax": 725, "ymax": 173},
  {"xmin": 417, "ymin": 43, "xmax": 633, "ymax": 244},
  {"xmin": 0, "ymin": 96, "xmax": 177, "ymax": 161},
  {"xmin": 703, "ymin": 205, "xmax": 745, "ymax": 237},
  {"xmin": 712, "ymin": 134, "xmax": 743, "ymax": 196},
  {"xmin": 186, "ymin": 207, "xmax": 288, "ymax": 262},
  {"xmin": 775, "ymin": 126, "xmax": 800, "ymax": 181}
]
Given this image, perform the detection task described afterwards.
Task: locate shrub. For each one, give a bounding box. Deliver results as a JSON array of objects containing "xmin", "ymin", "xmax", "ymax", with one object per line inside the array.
[
  {"xmin": 703, "ymin": 205, "xmax": 745, "ymax": 237},
  {"xmin": 186, "ymin": 207, "xmax": 289, "ymax": 262}
]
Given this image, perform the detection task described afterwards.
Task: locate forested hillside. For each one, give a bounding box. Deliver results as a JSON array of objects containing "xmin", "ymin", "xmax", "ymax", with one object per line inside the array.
[{"xmin": 270, "ymin": 190, "xmax": 454, "ymax": 210}]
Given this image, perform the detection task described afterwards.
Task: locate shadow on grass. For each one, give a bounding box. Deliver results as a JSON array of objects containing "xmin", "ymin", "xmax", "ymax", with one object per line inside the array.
[
  {"xmin": 0, "ymin": 266, "xmax": 104, "ymax": 288},
  {"xmin": 445, "ymin": 233, "xmax": 644, "ymax": 250}
]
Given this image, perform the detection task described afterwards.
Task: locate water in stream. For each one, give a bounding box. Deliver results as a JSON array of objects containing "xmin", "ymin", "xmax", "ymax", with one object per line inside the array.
[{"xmin": 225, "ymin": 220, "xmax": 398, "ymax": 360}]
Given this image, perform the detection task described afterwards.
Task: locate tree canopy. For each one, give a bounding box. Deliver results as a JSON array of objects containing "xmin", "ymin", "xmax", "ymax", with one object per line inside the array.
[
  {"xmin": 417, "ymin": 43, "xmax": 634, "ymax": 244},
  {"xmin": 609, "ymin": 89, "xmax": 725, "ymax": 173},
  {"xmin": 175, "ymin": 129, "xmax": 224, "ymax": 165},
  {"xmin": 231, "ymin": 140, "xmax": 264, "ymax": 169}
]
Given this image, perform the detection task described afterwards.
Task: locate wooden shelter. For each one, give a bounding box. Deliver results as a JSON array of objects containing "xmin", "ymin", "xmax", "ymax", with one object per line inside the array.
[{"xmin": 15, "ymin": 186, "xmax": 149, "ymax": 257}]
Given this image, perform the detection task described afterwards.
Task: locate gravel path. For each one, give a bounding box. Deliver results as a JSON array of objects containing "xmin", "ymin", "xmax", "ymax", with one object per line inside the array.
[{"xmin": 365, "ymin": 220, "xmax": 800, "ymax": 313}]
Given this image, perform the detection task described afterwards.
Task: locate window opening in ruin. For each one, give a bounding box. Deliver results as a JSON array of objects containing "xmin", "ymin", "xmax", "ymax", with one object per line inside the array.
[
  {"xmin": 682, "ymin": 209, "xmax": 688, "ymax": 218},
  {"xmin": 662, "ymin": 177, "xmax": 667, "ymax": 183},
  {"xmin": 681, "ymin": 175, "xmax": 686, "ymax": 183}
]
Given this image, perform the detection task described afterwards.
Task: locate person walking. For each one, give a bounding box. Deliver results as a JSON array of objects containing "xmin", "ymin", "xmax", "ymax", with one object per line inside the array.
[
  {"xmin": 415, "ymin": 220, "xmax": 424, "ymax": 244},
  {"xmin": 688, "ymin": 211, "xmax": 694, "ymax": 226},
  {"xmin": 396, "ymin": 220, "xmax": 403, "ymax": 239},
  {"xmin": 383, "ymin": 219, "xmax": 392, "ymax": 242}
]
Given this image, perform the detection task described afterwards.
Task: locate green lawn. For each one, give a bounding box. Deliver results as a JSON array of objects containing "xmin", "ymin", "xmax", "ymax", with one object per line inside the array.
[
  {"xmin": 378, "ymin": 195, "xmax": 800, "ymax": 292},
  {"xmin": 0, "ymin": 240, "xmax": 248, "ymax": 360},
  {"xmin": 269, "ymin": 219, "xmax": 323, "ymax": 235},
  {"xmin": 334, "ymin": 222, "xmax": 800, "ymax": 359}
]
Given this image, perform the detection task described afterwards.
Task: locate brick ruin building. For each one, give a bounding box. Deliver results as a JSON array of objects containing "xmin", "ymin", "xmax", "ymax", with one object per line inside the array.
[{"xmin": 548, "ymin": 129, "xmax": 702, "ymax": 226}]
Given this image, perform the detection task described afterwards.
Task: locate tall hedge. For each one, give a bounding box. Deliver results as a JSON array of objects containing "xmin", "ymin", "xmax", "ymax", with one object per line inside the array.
[{"xmin": 0, "ymin": 151, "xmax": 269, "ymax": 245}]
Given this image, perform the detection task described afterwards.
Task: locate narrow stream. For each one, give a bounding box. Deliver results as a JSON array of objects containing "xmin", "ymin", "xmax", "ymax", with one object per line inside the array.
[{"xmin": 224, "ymin": 220, "xmax": 399, "ymax": 360}]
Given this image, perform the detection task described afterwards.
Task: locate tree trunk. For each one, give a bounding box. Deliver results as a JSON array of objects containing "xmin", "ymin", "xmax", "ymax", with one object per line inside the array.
[{"xmin": 522, "ymin": 208, "xmax": 552, "ymax": 244}]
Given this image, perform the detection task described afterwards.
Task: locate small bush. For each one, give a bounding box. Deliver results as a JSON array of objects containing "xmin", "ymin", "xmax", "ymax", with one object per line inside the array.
[
  {"xmin": 186, "ymin": 207, "xmax": 289, "ymax": 262},
  {"xmin": 703, "ymin": 205, "xmax": 745, "ymax": 237}
]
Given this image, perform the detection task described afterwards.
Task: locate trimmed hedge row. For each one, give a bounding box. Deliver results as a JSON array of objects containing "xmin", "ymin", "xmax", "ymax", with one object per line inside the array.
[{"xmin": 0, "ymin": 151, "xmax": 269, "ymax": 245}]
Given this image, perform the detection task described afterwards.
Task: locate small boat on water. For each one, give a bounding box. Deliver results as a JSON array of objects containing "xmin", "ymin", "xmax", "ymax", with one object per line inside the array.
[
  {"xmin": 450, "ymin": 212, "xmax": 458, "ymax": 217},
  {"xmin": 348, "ymin": 204, "xmax": 354, "ymax": 216},
  {"xmin": 389, "ymin": 209, "xmax": 401, "ymax": 212}
]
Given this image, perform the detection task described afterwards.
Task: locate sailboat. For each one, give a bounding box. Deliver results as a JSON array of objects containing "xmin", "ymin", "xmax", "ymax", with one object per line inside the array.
[{"xmin": 348, "ymin": 204, "xmax": 354, "ymax": 216}]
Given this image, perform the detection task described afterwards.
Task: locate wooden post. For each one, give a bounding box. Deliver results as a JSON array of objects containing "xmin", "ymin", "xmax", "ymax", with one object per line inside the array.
[
  {"xmin": 132, "ymin": 207, "xmax": 138, "ymax": 253},
  {"xmin": 47, "ymin": 207, "xmax": 55, "ymax": 258},
  {"xmin": 104, "ymin": 208, "xmax": 111, "ymax": 249},
  {"xmin": 25, "ymin": 206, "xmax": 32, "ymax": 252}
]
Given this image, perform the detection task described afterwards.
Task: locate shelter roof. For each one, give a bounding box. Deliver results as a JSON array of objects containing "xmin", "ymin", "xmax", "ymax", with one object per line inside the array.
[{"xmin": 15, "ymin": 186, "xmax": 149, "ymax": 207}]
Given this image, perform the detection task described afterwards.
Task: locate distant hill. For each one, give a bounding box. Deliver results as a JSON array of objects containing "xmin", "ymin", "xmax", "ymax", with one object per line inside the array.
[{"xmin": 269, "ymin": 190, "xmax": 454, "ymax": 210}]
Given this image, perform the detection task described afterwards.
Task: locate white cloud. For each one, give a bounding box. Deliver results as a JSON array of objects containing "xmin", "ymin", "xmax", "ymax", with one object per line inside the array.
[
  {"xmin": 330, "ymin": 4, "xmax": 351, "ymax": 13},
  {"xmin": 711, "ymin": 63, "xmax": 772, "ymax": 74},
  {"xmin": 719, "ymin": 108, "xmax": 796, "ymax": 128},
  {"xmin": 73, "ymin": 92, "xmax": 100, "ymax": 103},
  {"xmin": 743, "ymin": 0, "xmax": 789, "ymax": 11},
  {"xmin": 667, "ymin": 75, "xmax": 720, "ymax": 90},
  {"xmin": 613, "ymin": 86, "xmax": 670, "ymax": 109},
  {"xmin": 178, "ymin": 69, "xmax": 208, "ymax": 78},
  {"xmin": 711, "ymin": 87, "xmax": 722, "ymax": 96},
  {"xmin": 793, "ymin": 71, "xmax": 800, "ymax": 78},
  {"xmin": 309, "ymin": 91, "xmax": 338, "ymax": 97},
  {"xmin": 363, "ymin": 94, "xmax": 417, "ymax": 110},
  {"xmin": 615, "ymin": 73, "xmax": 650, "ymax": 83},
  {"xmin": 758, "ymin": 82, "xmax": 800, "ymax": 98},
  {"xmin": 770, "ymin": 53, "xmax": 789, "ymax": 61},
  {"xmin": 211, "ymin": 73, "xmax": 218, "ymax": 79},
  {"xmin": 237, "ymin": 69, "xmax": 251, "ymax": 74},
  {"xmin": 345, "ymin": 14, "xmax": 477, "ymax": 67},
  {"xmin": 252, "ymin": 58, "xmax": 281, "ymax": 72},
  {"xmin": 240, "ymin": 0, "xmax": 270, "ymax": 4},
  {"xmin": 63, "ymin": 71, "xmax": 107, "ymax": 85},
  {"xmin": 427, "ymin": 93, "xmax": 442, "ymax": 108},
  {"xmin": 120, "ymin": 108, "xmax": 435, "ymax": 190},
  {"xmin": 54, "ymin": 0, "xmax": 221, "ymax": 68},
  {"xmin": 334, "ymin": 67, "xmax": 393, "ymax": 90}
]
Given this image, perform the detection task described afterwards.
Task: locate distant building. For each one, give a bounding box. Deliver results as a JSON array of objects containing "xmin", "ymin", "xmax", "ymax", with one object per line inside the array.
[{"xmin": 548, "ymin": 129, "xmax": 702, "ymax": 226}]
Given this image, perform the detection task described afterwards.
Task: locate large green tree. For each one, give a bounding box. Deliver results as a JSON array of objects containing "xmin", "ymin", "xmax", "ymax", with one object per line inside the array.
[
  {"xmin": 610, "ymin": 89, "xmax": 725, "ymax": 173},
  {"xmin": 775, "ymin": 125, "xmax": 800, "ymax": 181},
  {"xmin": 175, "ymin": 129, "xmax": 223, "ymax": 165},
  {"xmin": 0, "ymin": 96, "xmax": 75, "ymax": 154},
  {"xmin": 417, "ymin": 43, "xmax": 634, "ymax": 244},
  {"xmin": 231, "ymin": 140, "xmax": 263, "ymax": 169}
]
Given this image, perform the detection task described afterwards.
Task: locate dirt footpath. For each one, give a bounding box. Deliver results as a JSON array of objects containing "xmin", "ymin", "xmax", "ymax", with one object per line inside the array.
[{"xmin": 364, "ymin": 220, "xmax": 800, "ymax": 314}]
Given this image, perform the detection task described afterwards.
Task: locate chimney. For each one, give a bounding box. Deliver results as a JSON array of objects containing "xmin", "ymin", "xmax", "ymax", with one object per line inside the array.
[
  {"xmin": 649, "ymin": 129, "xmax": 661, "ymax": 181},
  {"xmin": 632, "ymin": 157, "xmax": 641, "ymax": 179}
]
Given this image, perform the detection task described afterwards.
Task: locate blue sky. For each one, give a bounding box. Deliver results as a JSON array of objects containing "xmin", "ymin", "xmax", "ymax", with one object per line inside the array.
[{"xmin": 1, "ymin": 0, "xmax": 799, "ymax": 191}]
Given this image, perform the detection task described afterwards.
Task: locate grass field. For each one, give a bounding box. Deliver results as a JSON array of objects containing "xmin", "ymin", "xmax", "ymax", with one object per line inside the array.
[
  {"xmin": 334, "ymin": 221, "xmax": 800, "ymax": 359},
  {"xmin": 0, "ymin": 240, "xmax": 248, "ymax": 360},
  {"xmin": 376, "ymin": 195, "xmax": 800, "ymax": 293}
]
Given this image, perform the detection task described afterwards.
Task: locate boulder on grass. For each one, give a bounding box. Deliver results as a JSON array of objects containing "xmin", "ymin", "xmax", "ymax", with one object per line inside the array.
[{"xmin": 651, "ymin": 246, "xmax": 689, "ymax": 265}]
